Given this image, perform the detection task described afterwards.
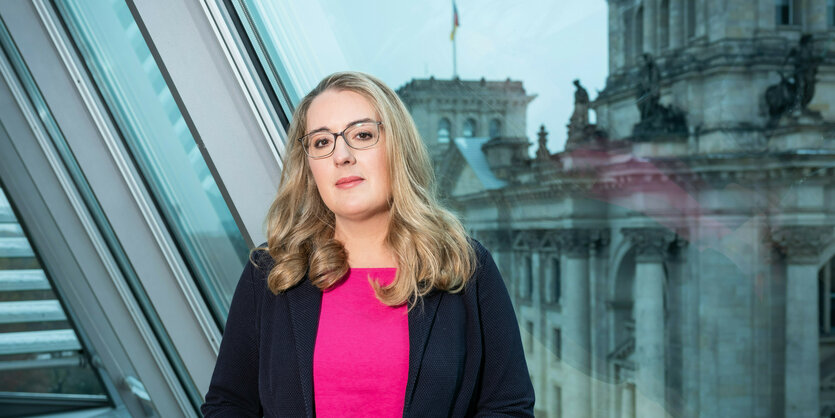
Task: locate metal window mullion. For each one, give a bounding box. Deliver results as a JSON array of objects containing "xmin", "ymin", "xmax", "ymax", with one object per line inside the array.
[
  {"xmin": 0, "ymin": 46, "xmax": 168, "ymax": 417},
  {"xmin": 203, "ymin": 0, "xmax": 289, "ymax": 153},
  {"xmin": 33, "ymin": 0, "xmax": 222, "ymax": 358},
  {"xmin": 0, "ymin": 1, "xmax": 223, "ymax": 414},
  {"xmin": 126, "ymin": 0, "xmax": 285, "ymax": 248}
]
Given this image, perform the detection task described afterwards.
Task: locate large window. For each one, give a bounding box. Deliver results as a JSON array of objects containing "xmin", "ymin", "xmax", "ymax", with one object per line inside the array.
[
  {"xmin": 0, "ymin": 8, "xmax": 200, "ymax": 413},
  {"xmin": 489, "ymin": 118, "xmax": 502, "ymax": 138},
  {"xmin": 438, "ymin": 118, "xmax": 452, "ymax": 143},
  {"xmin": 221, "ymin": 0, "xmax": 835, "ymax": 416},
  {"xmin": 55, "ymin": 0, "xmax": 248, "ymax": 322},
  {"xmin": 463, "ymin": 118, "xmax": 477, "ymax": 137},
  {"xmin": 1, "ymin": 0, "xmax": 826, "ymax": 417}
]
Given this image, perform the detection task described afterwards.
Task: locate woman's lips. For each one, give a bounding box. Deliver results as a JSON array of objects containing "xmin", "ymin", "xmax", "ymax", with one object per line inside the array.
[{"xmin": 335, "ymin": 176, "xmax": 364, "ymax": 189}]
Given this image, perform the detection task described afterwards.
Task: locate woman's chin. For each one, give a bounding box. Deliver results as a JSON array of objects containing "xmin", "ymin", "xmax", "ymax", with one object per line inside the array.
[{"xmin": 332, "ymin": 205, "xmax": 390, "ymax": 223}]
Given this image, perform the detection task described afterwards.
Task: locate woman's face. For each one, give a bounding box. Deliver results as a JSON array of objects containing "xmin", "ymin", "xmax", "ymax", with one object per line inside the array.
[{"xmin": 305, "ymin": 89, "xmax": 391, "ymax": 223}]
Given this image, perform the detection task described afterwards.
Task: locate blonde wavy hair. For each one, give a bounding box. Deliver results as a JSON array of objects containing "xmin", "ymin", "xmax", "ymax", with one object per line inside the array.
[{"xmin": 255, "ymin": 71, "xmax": 475, "ymax": 312}]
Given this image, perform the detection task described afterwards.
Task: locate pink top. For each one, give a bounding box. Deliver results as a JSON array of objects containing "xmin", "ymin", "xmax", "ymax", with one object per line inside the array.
[{"xmin": 313, "ymin": 268, "xmax": 409, "ymax": 417}]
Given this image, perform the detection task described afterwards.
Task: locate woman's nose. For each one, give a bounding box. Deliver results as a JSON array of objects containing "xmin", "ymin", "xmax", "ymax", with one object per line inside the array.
[{"xmin": 331, "ymin": 135, "xmax": 356, "ymax": 165}]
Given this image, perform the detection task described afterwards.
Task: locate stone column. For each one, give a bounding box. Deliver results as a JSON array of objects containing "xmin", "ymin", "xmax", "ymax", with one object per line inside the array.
[
  {"xmin": 589, "ymin": 230, "xmax": 610, "ymax": 418},
  {"xmin": 554, "ymin": 229, "xmax": 592, "ymax": 418},
  {"xmin": 668, "ymin": 0, "xmax": 683, "ymax": 49},
  {"xmin": 642, "ymin": 0, "xmax": 657, "ymax": 55},
  {"xmin": 530, "ymin": 248, "xmax": 545, "ymax": 407},
  {"xmin": 772, "ymin": 226, "xmax": 832, "ymax": 418},
  {"xmin": 620, "ymin": 383, "xmax": 636, "ymax": 418},
  {"xmin": 623, "ymin": 228, "xmax": 675, "ymax": 418}
]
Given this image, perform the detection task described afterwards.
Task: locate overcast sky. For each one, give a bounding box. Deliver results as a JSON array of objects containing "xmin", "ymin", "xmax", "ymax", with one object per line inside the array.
[{"xmin": 272, "ymin": 1, "xmax": 608, "ymax": 153}]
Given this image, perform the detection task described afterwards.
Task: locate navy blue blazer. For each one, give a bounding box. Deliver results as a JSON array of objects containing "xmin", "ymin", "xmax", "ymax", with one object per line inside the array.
[{"xmin": 201, "ymin": 239, "xmax": 535, "ymax": 417}]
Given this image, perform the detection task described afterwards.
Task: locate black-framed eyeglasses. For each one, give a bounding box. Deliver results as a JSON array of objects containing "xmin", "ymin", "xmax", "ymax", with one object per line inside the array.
[{"xmin": 297, "ymin": 121, "xmax": 383, "ymax": 159}]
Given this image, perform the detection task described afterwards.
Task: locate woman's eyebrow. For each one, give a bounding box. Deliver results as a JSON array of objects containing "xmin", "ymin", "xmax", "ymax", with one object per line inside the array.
[{"xmin": 307, "ymin": 118, "xmax": 376, "ymax": 134}]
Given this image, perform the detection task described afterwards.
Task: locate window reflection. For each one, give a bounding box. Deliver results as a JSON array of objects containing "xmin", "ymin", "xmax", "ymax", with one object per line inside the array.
[
  {"xmin": 438, "ymin": 117, "xmax": 451, "ymax": 143},
  {"xmin": 235, "ymin": 1, "xmax": 835, "ymax": 417},
  {"xmin": 463, "ymin": 118, "xmax": 476, "ymax": 137},
  {"xmin": 489, "ymin": 118, "xmax": 501, "ymax": 138},
  {"xmin": 56, "ymin": 0, "xmax": 248, "ymax": 322}
]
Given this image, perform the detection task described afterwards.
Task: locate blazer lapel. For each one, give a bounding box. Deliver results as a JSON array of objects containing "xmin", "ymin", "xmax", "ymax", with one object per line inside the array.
[
  {"xmin": 286, "ymin": 276, "xmax": 443, "ymax": 418},
  {"xmin": 403, "ymin": 289, "xmax": 443, "ymax": 417},
  {"xmin": 286, "ymin": 275, "xmax": 321, "ymax": 418}
]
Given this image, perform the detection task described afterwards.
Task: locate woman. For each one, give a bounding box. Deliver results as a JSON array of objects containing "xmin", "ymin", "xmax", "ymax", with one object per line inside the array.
[{"xmin": 201, "ymin": 71, "xmax": 534, "ymax": 417}]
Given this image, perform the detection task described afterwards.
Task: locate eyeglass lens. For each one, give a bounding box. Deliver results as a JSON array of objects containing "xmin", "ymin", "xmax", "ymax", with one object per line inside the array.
[{"xmin": 304, "ymin": 122, "xmax": 380, "ymax": 158}]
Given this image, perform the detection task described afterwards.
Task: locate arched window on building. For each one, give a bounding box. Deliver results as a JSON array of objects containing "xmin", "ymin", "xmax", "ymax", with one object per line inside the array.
[
  {"xmin": 776, "ymin": 0, "xmax": 800, "ymax": 25},
  {"xmin": 463, "ymin": 118, "xmax": 477, "ymax": 137},
  {"xmin": 659, "ymin": 0, "xmax": 670, "ymax": 49},
  {"xmin": 489, "ymin": 118, "xmax": 502, "ymax": 138},
  {"xmin": 437, "ymin": 117, "xmax": 451, "ymax": 143},
  {"xmin": 686, "ymin": 0, "xmax": 696, "ymax": 38}
]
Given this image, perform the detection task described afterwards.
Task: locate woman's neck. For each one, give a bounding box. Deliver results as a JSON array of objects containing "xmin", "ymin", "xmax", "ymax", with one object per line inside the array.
[{"xmin": 333, "ymin": 212, "xmax": 397, "ymax": 268}]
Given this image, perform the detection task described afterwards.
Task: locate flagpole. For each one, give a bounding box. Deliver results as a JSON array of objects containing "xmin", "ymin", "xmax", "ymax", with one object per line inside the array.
[
  {"xmin": 453, "ymin": 35, "xmax": 457, "ymax": 78},
  {"xmin": 451, "ymin": 0, "xmax": 458, "ymax": 78}
]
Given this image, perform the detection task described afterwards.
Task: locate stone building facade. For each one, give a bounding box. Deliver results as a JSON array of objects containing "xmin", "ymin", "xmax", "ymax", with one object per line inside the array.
[{"xmin": 398, "ymin": 1, "xmax": 835, "ymax": 417}]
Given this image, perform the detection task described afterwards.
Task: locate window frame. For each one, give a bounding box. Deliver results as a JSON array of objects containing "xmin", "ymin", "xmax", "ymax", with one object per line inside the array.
[
  {"xmin": 124, "ymin": 0, "xmax": 287, "ymax": 248},
  {"xmin": 0, "ymin": 0, "xmax": 281, "ymax": 414}
]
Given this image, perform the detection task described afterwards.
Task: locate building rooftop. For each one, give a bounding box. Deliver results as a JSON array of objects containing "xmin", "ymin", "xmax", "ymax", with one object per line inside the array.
[{"xmin": 397, "ymin": 76, "xmax": 529, "ymax": 96}]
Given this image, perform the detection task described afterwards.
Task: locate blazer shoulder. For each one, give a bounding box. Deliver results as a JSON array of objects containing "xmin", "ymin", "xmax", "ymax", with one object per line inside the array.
[
  {"xmin": 248, "ymin": 242, "xmax": 275, "ymax": 278},
  {"xmin": 466, "ymin": 236, "xmax": 493, "ymax": 270}
]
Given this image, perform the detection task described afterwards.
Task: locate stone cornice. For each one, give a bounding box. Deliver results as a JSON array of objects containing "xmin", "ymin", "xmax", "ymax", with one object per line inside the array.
[
  {"xmin": 478, "ymin": 228, "xmax": 611, "ymax": 256},
  {"xmin": 453, "ymin": 155, "xmax": 835, "ymax": 207},
  {"xmin": 770, "ymin": 225, "xmax": 833, "ymax": 263},
  {"xmin": 551, "ymin": 228, "xmax": 610, "ymax": 258}
]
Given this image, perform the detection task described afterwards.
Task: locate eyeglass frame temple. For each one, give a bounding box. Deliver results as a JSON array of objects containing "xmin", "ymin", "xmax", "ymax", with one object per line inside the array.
[{"xmin": 297, "ymin": 121, "xmax": 383, "ymax": 159}]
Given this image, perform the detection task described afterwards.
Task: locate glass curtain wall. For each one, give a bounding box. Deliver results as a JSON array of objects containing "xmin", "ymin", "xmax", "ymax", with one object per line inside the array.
[
  {"xmin": 54, "ymin": 0, "xmax": 249, "ymax": 324},
  {"xmin": 0, "ymin": 9, "xmax": 206, "ymax": 415}
]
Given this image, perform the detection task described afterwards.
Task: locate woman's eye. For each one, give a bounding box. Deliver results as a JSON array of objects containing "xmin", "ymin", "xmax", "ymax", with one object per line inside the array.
[
  {"xmin": 354, "ymin": 130, "xmax": 374, "ymax": 141},
  {"xmin": 313, "ymin": 137, "xmax": 331, "ymax": 148}
]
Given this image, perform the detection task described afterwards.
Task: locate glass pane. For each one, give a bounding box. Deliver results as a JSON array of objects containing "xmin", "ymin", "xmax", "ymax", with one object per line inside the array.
[
  {"xmin": 234, "ymin": 1, "xmax": 835, "ymax": 417},
  {"xmin": 55, "ymin": 0, "xmax": 248, "ymax": 322},
  {"xmin": 0, "ymin": 10, "xmax": 192, "ymax": 413},
  {"xmin": 0, "ymin": 185, "xmax": 109, "ymax": 415}
]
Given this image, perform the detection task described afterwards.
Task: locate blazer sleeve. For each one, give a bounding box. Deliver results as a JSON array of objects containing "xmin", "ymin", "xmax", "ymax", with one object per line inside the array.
[
  {"xmin": 201, "ymin": 255, "xmax": 264, "ymax": 417},
  {"xmin": 472, "ymin": 239, "xmax": 536, "ymax": 417}
]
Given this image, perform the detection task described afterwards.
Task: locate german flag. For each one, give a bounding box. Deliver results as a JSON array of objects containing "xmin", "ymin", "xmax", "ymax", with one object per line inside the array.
[{"xmin": 450, "ymin": 2, "xmax": 460, "ymax": 41}]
